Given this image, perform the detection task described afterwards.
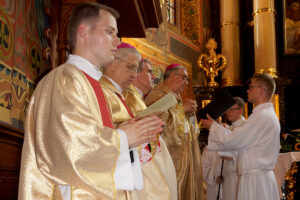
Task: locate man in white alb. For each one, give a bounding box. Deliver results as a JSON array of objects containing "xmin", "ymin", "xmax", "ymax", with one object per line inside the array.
[
  {"xmin": 202, "ymin": 97, "xmax": 245, "ymax": 200},
  {"xmin": 202, "ymin": 73, "xmax": 280, "ymax": 200},
  {"xmin": 216, "ymin": 97, "xmax": 245, "ymax": 200}
]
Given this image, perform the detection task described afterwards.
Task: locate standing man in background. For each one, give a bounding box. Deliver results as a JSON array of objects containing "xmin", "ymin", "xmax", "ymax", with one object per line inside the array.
[
  {"xmin": 217, "ymin": 97, "xmax": 245, "ymax": 200},
  {"xmin": 202, "ymin": 97, "xmax": 245, "ymax": 200},
  {"xmin": 145, "ymin": 64, "xmax": 204, "ymax": 200},
  {"xmin": 124, "ymin": 58, "xmax": 178, "ymax": 200}
]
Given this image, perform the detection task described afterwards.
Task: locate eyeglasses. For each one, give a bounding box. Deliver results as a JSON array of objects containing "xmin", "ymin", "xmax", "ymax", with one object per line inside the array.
[
  {"xmin": 115, "ymin": 57, "xmax": 138, "ymax": 72},
  {"xmin": 229, "ymin": 107, "xmax": 240, "ymax": 111},
  {"xmin": 173, "ymin": 73, "xmax": 188, "ymax": 81}
]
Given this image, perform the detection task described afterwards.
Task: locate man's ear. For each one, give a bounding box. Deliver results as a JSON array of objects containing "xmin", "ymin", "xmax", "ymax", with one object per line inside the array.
[
  {"xmin": 112, "ymin": 58, "xmax": 118, "ymax": 65},
  {"xmin": 259, "ymin": 86, "xmax": 266, "ymax": 95},
  {"xmin": 78, "ymin": 24, "xmax": 88, "ymax": 40}
]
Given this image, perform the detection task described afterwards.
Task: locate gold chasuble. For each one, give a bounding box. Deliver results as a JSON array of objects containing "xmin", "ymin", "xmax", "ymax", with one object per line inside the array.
[
  {"xmin": 18, "ymin": 64, "xmax": 121, "ymax": 200},
  {"xmin": 124, "ymin": 84, "xmax": 178, "ymax": 200},
  {"xmin": 145, "ymin": 82, "xmax": 204, "ymax": 200},
  {"xmin": 100, "ymin": 76, "xmax": 133, "ymax": 126},
  {"xmin": 99, "ymin": 76, "xmax": 134, "ymax": 200}
]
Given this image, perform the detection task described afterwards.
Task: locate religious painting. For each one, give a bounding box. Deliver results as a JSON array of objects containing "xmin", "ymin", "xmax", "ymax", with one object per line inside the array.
[{"xmin": 283, "ymin": 0, "xmax": 300, "ymax": 55}]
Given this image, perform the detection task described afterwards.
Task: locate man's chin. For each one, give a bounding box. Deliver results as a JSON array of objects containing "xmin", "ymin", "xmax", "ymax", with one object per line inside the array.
[
  {"xmin": 247, "ymin": 97, "xmax": 253, "ymax": 104},
  {"xmin": 124, "ymin": 82, "xmax": 132, "ymax": 90},
  {"xmin": 102, "ymin": 57, "xmax": 114, "ymax": 67},
  {"xmin": 176, "ymin": 89, "xmax": 184, "ymax": 94},
  {"xmin": 179, "ymin": 87, "xmax": 185, "ymax": 93}
]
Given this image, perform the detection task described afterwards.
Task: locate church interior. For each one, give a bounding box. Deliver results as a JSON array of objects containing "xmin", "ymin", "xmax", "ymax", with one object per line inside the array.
[{"xmin": 0, "ymin": 0, "xmax": 300, "ymax": 199}]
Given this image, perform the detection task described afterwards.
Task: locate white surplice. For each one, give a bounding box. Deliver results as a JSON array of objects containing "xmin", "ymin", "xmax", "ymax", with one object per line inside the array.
[
  {"xmin": 202, "ymin": 147, "xmax": 220, "ymax": 200},
  {"xmin": 217, "ymin": 117, "xmax": 245, "ymax": 200},
  {"xmin": 208, "ymin": 103, "xmax": 280, "ymax": 200}
]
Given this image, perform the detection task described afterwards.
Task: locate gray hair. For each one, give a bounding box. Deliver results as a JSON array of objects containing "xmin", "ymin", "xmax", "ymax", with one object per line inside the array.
[
  {"xmin": 115, "ymin": 48, "xmax": 141, "ymax": 61},
  {"xmin": 233, "ymin": 97, "xmax": 245, "ymax": 110},
  {"xmin": 163, "ymin": 66, "xmax": 186, "ymax": 80},
  {"xmin": 138, "ymin": 59, "xmax": 151, "ymax": 73}
]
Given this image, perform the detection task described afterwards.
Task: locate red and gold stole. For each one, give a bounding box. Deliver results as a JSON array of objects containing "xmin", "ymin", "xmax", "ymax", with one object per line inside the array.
[
  {"xmin": 115, "ymin": 92, "xmax": 154, "ymax": 163},
  {"xmin": 84, "ymin": 73, "xmax": 113, "ymax": 129}
]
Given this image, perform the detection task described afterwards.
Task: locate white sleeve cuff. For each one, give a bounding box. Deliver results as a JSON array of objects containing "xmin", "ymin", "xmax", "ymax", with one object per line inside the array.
[
  {"xmin": 116, "ymin": 129, "xmax": 130, "ymax": 160},
  {"xmin": 131, "ymin": 148, "xmax": 143, "ymax": 190},
  {"xmin": 113, "ymin": 129, "xmax": 144, "ymax": 191},
  {"xmin": 114, "ymin": 129, "xmax": 134, "ymax": 190}
]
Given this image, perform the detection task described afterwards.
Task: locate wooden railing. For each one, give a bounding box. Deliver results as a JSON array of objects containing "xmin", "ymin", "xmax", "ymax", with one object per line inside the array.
[{"xmin": 0, "ymin": 123, "xmax": 24, "ymax": 199}]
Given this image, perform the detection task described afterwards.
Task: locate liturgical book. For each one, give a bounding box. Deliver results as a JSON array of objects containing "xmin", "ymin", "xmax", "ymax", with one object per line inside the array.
[
  {"xmin": 198, "ymin": 90, "xmax": 236, "ymax": 120},
  {"xmin": 136, "ymin": 93, "xmax": 178, "ymax": 118}
]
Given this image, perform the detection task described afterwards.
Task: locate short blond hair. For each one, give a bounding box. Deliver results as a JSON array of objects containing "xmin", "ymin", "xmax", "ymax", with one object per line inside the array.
[
  {"xmin": 68, "ymin": 2, "xmax": 119, "ymax": 51},
  {"xmin": 251, "ymin": 73, "xmax": 276, "ymax": 99}
]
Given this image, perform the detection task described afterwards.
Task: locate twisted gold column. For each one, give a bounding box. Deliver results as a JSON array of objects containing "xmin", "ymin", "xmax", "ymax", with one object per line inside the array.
[
  {"xmin": 253, "ymin": 0, "xmax": 277, "ymax": 77},
  {"xmin": 220, "ymin": 0, "xmax": 242, "ymax": 87}
]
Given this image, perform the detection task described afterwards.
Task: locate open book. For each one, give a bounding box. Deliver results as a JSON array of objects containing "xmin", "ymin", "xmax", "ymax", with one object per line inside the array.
[
  {"xmin": 136, "ymin": 93, "xmax": 178, "ymax": 118},
  {"xmin": 198, "ymin": 90, "xmax": 236, "ymax": 120}
]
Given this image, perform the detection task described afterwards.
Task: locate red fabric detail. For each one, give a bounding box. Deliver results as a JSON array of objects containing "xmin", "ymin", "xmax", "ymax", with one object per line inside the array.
[
  {"xmin": 165, "ymin": 63, "xmax": 183, "ymax": 72},
  {"xmin": 83, "ymin": 73, "xmax": 113, "ymax": 128},
  {"xmin": 115, "ymin": 93, "xmax": 135, "ymax": 118},
  {"xmin": 117, "ymin": 42, "xmax": 136, "ymax": 49},
  {"xmin": 139, "ymin": 143, "xmax": 152, "ymax": 163},
  {"xmin": 115, "ymin": 92, "xmax": 156, "ymax": 163}
]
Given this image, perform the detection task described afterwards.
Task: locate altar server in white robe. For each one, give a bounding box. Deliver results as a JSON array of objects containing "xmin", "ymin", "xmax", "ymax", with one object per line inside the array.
[
  {"xmin": 216, "ymin": 97, "xmax": 246, "ymax": 200},
  {"xmin": 202, "ymin": 97, "xmax": 245, "ymax": 200},
  {"xmin": 201, "ymin": 73, "xmax": 280, "ymax": 200},
  {"xmin": 202, "ymin": 147, "xmax": 220, "ymax": 200}
]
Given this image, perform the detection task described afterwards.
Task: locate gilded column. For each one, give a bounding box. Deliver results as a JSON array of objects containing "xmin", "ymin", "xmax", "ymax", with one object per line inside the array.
[
  {"xmin": 253, "ymin": 0, "xmax": 277, "ymax": 77},
  {"xmin": 220, "ymin": 0, "xmax": 241, "ymax": 87}
]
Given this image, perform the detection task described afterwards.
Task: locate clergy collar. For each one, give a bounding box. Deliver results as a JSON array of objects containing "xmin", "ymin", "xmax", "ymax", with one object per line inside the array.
[
  {"xmin": 132, "ymin": 85, "xmax": 144, "ymax": 97},
  {"xmin": 252, "ymin": 102, "xmax": 273, "ymax": 113},
  {"xmin": 67, "ymin": 54, "xmax": 102, "ymax": 80},
  {"xmin": 103, "ymin": 75, "xmax": 123, "ymax": 94},
  {"xmin": 232, "ymin": 116, "xmax": 245, "ymax": 127}
]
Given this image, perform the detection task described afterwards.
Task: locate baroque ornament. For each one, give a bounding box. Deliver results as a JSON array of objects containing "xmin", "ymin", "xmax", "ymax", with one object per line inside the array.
[{"xmin": 197, "ymin": 38, "xmax": 227, "ymax": 87}]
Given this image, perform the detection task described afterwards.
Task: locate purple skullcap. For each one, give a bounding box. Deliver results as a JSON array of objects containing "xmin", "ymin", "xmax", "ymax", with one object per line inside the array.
[
  {"xmin": 117, "ymin": 42, "xmax": 136, "ymax": 49},
  {"xmin": 165, "ymin": 63, "xmax": 183, "ymax": 72}
]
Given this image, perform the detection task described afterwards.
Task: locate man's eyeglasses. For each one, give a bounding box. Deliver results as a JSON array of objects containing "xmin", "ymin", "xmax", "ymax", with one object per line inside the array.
[
  {"xmin": 115, "ymin": 57, "xmax": 138, "ymax": 72},
  {"xmin": 229, "ymin": 107, "xmax": 240, "ymax": 111},
  {"xmin": 173, "ymin": 73, "xmax": 188, "ymax": 81}
]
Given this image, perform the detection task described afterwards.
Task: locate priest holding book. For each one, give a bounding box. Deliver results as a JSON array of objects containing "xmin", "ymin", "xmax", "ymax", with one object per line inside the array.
[
  {"xmin": 100, "ymin": 43, "xmax": 175, "ymax": 199},
  {"xmin": 145, "ymin": 64, "xmax": 204, "ymax": 200},
  {"xmin": 124, "ymin": 58, "xmax": 177, "ymax": 200}
]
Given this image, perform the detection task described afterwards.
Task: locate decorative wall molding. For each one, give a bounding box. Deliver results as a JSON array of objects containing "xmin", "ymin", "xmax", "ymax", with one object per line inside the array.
[{"xmin": 181, "ymin": 0, "xmax": 202, "ymax": 46}]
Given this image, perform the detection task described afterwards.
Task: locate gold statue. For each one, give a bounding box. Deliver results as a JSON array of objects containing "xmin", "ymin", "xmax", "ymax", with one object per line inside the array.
[{"xmin": 197, "ymin": 38, "xmax": 227, "ymax": 87}]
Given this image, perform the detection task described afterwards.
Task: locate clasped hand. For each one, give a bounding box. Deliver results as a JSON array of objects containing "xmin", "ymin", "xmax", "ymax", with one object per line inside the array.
[
  {"xmin": 119, "ymin": 115, "xmax": 164, "ymax": 148},
  {"xmin": 183, "ymin": 99, "xmax": 198, "ymax": 115}
]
